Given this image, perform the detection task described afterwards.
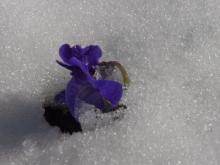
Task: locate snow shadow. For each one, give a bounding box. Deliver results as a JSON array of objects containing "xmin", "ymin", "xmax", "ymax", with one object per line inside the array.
[{"xmin": 0, "ymin": 94, "xmax": 52, "ymax": 155}]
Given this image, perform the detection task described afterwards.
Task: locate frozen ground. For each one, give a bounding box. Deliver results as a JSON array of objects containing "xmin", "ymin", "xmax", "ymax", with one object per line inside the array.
[{"xmin": 0, "ymin": 0, "xmax": 220, "ymax": 164}]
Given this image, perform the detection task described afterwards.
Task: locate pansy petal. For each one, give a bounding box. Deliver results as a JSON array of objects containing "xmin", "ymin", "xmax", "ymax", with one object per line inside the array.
[
  {"xmin": 75, "ymin": 45, "xmax": 82, "ymax": 52},
  {"xmin": 80, "ymin": 45, "xmax": 91, "ymax": 55},
  {"xmin": 94, "ymin": 80, "xmax": 123, "ymax": 106},
  {"xmin": 84, "ymin": 45, "xmax": 102, "ymax": 68},
  {"xmin": 59, "ymin": 44, "xmax": 72, "ymax": 63},
  {"xmin": 68, "ymin": 57, "xmax": 88, "ymax": 74},
  {"xmin": 77, "ymin": 84, "xmax": 105, "ymax": 110},
  {"xmin": 57, "ymin": 60, "xmax": 89, "ymax": 82},
  {"xmin": 56, "ymin": 60, "xmax": 75, "ymax": 71},
  {"xmin": 65, "ymin": 78, "xmax": 78, "ymax": 118},
  {"xmin": 65, "ymin": 60, "xmax": 122, "ymax": 111},
  {"xmin": 65, "ymin": 78, "xmax": 105, "ymax": 119},
  {"xmin": 71, "ymin": 45, "xmax": 82, "ymax": 59}
]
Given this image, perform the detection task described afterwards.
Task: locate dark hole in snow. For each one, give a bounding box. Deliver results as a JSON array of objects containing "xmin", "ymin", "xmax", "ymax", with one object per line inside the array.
[
  {"xmin": 43, "ymin": 100, "xmax": 127, "ymax": 134},
  {"xmin": 43, "ymin": 103, "xmax": 82, "ymax": 134}
]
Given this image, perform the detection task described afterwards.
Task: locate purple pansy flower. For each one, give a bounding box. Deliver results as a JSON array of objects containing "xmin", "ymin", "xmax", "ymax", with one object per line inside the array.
[
  {"xmin": 56, "ymin": 44, "xmax": 123, "ymax": 119},
  {"xmin": 59, "ymin": 44, "xmax": 101, "ymax": 72}
]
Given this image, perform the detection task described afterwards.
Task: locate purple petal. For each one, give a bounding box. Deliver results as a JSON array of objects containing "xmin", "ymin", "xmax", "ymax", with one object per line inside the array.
[
  {"xmin": 59, "ymin": 44, "xmax": 102, "ymax": 70},
  {"xmin": 94, "ymin": 80, "xmax": 123, "ymax": 106},
  {"xmin": 78, "ymin": 85, "xmax": 105, "ymax": 110},
  {"xmin": 75, "ymin": 45, "xmax": 82, "ymax": 52},
  {"xmin": 77, "ymin": 79, "xmax": 122, "ymax": 110},
  {"xmin": 65, "ymin": 78, "xmax": 78, "ymax": 118},
  {"xmin": 71, "ymin": 45, "xmax": 82, "ymax": 59},
  {"xmin": 65, "ymin": 78, "xmax": 104, "ymax": 119},
  {"xmin": 84, "ymin": 45, "xmax": 102, "ymax": 68},
  {"xmin": 59, "ymin": 44, "xmax": 72, "ymax": 64},
  {"xmin": 65, "ymin": 63, "xmax": 122, "ymax": 113},
  {"xmin": 68, "ymin": 57, "xmax": 88, "ymax": 74},
  {"xmin": 56, "ymin": 60, "xmax": 75, "ymax": 71},
  {"xmin": 58, "ymin": 57, "xmax": 91, "ymax": 78}
]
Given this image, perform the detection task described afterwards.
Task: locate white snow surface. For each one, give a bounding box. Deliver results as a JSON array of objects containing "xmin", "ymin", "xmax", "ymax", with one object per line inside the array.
[{"xmin": 0, "ymin": 0, "xmax": 220, "ymax": 164}]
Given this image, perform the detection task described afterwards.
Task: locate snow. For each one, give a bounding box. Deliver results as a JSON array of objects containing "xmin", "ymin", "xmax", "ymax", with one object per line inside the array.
[{"xmin": 0, "ymin": 0, "xmax": 220, "ymax": 164}]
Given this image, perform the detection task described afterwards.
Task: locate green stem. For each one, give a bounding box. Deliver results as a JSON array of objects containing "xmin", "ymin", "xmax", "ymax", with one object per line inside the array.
[{"xmin": 99, "ymin": 61, "xmax": 130, "ymax": 87}]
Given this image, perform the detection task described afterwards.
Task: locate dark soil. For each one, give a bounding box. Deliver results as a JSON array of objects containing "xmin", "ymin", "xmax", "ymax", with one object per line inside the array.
[
  {"xmin": 43, "ymin": 100, "xmax": 127, "ymax": 134},
  {"xmin": 43, "ymin": 102, "xmax": 82, "ymax": 134}
]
